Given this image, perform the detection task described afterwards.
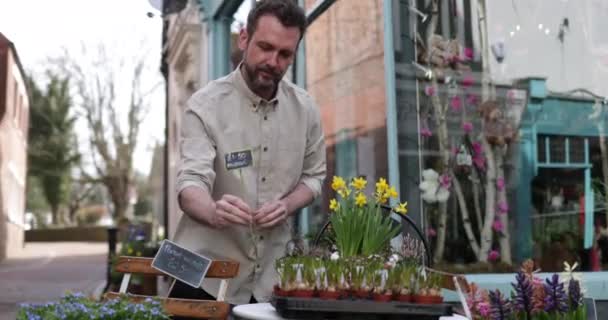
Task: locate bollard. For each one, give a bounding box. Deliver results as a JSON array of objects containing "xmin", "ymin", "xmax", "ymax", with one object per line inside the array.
[{"xmin": 105, "ymin": 227, "xmax": 118, "ymax": 292}]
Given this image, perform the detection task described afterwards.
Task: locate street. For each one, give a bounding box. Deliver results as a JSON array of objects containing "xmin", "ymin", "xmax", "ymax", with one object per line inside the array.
[{"xmin": 0, "ymin": 242, "xmax": 107, "ymax": 319}]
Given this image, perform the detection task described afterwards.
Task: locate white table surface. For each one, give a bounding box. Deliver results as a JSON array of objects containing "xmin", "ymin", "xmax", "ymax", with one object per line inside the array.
[{"xmin": 232, "ymin": 303, "xmax": 468, "ymax": 320}]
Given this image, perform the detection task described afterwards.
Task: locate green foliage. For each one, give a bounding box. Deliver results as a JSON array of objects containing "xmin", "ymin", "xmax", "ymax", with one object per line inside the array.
[
  {"xmin": 17, "ymin": 292, "xmax": 169, "ymax": 320},
  {"xmin": 26, "ymin": 73, "xmax": 80, "ymax": 225}
]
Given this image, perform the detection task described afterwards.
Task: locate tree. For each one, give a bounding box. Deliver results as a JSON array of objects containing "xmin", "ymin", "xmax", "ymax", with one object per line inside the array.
[
  {"xmin": 54, "ymin": 45, "xmax": 158, "ymax": 223},
  {"xmin": 26, "ymin": 74, "xmax": 80, "ymax": 225}
]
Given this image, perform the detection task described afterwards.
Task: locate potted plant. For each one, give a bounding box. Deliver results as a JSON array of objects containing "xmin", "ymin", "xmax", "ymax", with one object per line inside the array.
[
  {"xmin": 393, "ymin": 261, "xmax": 416, "ymax": 302},
  {"xmin": 413, "ymin": 272, "xmax": 444, "ymax": 304},
  {"xmin": 291, "ymin": 256, "xmax": 316, "ymax": 298},
  {"xmin": 318, "ymin": 259, "xmax": 343, "ymax": 300}
]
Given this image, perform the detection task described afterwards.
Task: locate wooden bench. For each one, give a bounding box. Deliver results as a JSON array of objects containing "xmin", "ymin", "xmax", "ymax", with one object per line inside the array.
[{"xmin": 105, "ymin": 256, "xmax": 239, "ymax": 319}]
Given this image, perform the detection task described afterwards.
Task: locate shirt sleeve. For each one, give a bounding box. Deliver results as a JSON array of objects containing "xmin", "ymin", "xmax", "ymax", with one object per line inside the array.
[
  {"xmin": 298, "ymin": 100, "xmax": 327, "ymax": 199},
  {"xmin": 175, "ymin": 99, "xmax": 216, "ymax": 197}
]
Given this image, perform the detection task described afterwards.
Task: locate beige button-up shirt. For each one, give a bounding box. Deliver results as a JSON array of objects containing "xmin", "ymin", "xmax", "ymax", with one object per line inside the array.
[{"xmin": 174, "ymin": 67, "xmax": 326, "ymax": 304}]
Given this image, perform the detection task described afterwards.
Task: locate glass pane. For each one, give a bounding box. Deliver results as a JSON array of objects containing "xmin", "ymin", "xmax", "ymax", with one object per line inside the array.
[
  {"xmin": 393, "ymin": 0, "xmax": 608, "ymax": 273},
  {"xmin": 304, "ymin": 0, "xmax": 388, "ymax": 235}
]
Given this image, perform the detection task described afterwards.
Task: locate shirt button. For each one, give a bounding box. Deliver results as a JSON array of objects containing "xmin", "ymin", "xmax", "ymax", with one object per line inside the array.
[
  {"xmin": 261, "ymin": 177, "xmax": 266, "ymax": 182},
  {"xmin": 259, "ymin": 235, "xmax": 264, "ymax": 240},
  {"xmin": 263, "ymin": 116, "xmax": 268, "ymax": 120},
  {"xmin": 263, "ymin": 146, "xmax": 268, "ymax": 152}
]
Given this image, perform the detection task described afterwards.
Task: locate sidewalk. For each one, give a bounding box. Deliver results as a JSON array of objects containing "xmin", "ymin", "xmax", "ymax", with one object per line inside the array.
[{"xmin": 0, "ymin": 242, "xmax": 108, "ymax": 319}]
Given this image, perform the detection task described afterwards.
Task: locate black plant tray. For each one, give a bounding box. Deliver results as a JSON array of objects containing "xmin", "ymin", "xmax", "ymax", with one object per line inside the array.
[{"xmin": 271, "ymin": 296, "xmax": 453, "ymax": 320}]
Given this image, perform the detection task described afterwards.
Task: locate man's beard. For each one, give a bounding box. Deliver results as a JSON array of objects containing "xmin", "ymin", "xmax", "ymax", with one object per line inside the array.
[{"xmin": 242, "ymin": 60, "xmax": 283, "ymax": 94}]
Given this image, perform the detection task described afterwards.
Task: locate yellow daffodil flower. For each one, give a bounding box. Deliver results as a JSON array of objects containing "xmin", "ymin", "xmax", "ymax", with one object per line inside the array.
[
  {"xmin": 331, "ymin": 176, "xmax": 346, "ymax": 191},
  {"xmin": 329, "ymin": 199, "xmax": 340, "ymax": 212},
  {"xmin": 376, "ymin": 178, "xmax": 389, "ymax": 194},
  {"xmin": 338, "ymin": 187, "xmax": 351, "ymax": 198},
  {"xmin": 394, "ymin": 202, "xmax": 408, "ymax": 215},
  {"xmin": 136, "ymin": 251, "xmax": 142, "ymax": 257},
  {"xmin": 375, "ymin": 191, "xmax": 389, "ymax": 204},
  {"xmin": 385, "ymin": 186, "xmax": 398, "ymax": 199},
  {"xmin": 351, "ymin": 177, "xmax": 367, "ymax": 191},
  {"xmin": 355, "ymin": 192, "xmax": 367, "ymax": 207},
  {"xmin": 127, "ymin": 247, "xmax": 133, "ymax": 255}
]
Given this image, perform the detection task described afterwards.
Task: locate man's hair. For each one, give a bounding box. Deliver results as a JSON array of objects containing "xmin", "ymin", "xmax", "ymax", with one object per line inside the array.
[{"xmin": 246, "ymin": 0, "xmax": 307, "ymax": 39}]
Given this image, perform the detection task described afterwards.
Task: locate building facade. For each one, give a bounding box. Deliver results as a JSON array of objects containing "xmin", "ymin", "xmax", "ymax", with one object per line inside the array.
[
  {"xmin": 0, "ymin": 32, "xmax": 29, "ymax": 261},
  {"xmin": 162, "ymin": 0, "xmax": 210, "ymax": 238}
]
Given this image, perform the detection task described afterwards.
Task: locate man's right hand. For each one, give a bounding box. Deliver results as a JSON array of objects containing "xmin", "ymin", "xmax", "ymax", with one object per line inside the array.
[{"xmin": 208, "ymin": 194, "xmax": 252, "ymax": 229}]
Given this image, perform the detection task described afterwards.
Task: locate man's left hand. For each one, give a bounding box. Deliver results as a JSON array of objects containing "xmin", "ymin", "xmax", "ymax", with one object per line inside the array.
[{"xmin": 254, "ymin": 199, "xmax": 290, "ymax": 228}]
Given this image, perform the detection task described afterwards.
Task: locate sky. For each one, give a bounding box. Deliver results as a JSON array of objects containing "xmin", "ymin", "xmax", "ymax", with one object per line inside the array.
[{"xmin": 0, "ymin": 0, "xmax": 165, "ymax": 175}]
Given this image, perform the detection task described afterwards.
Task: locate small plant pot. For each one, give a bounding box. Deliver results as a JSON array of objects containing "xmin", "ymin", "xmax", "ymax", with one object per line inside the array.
[
  {"xmin": 372, "ymin": 293, "xmax": 392, "ymax": 302},
  {"xmin": 273, "ymin": 285, "xmax": 290, "ymax": 297},
  {"xmin": 395, "ymin": 294, "xmax": 412, "ymax": 302},
  {"xmin": 318, "ymin": 290, "xmax": 341, "ymax": 300},
  {"xmin": 413, "ymin": 295, "xmax": 443, "ymax": 304},
  {"xmin": 353, "ymin": 289, "xmax": 370, "ymax": 299},
  {"xmin": 291, "ymin": 289, "xmax": 315, "ymax": 298}
]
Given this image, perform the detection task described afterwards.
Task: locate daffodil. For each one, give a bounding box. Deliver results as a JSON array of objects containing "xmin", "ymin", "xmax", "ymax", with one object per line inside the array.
[
  {"xmin": 376, "ymin": 178, "xmax": 389, "ymax": 194},
  {"xmin": 127, "ymin": 247, "xmax": 133, "ymax": 255},
  {"xmin": 385, "ymin": 186, "xmax": 398, "ymax": 199},
  {"xmin": 331, "ymin": 176, "xmax": 346, "ymax": 191},
  {"xmin": 355, "ymin": 192, "xmax": 367, "ymax": 207},
  {"xmin": 394, "ymin": 202, "xmax": 408, "ymax": 215},
  {"xmin": 351, "ymin": 177, "xmax": 367, "ymax": 191},
  {"xmin": 329, "ymin": 199, "xmax": 340, "ymax": 212},
  {"xmin": 338, "ymin": 188, "xmax": 351, "ymax": 198},
  {"xmin": 375, "ymin": 191, "xmax": 389, "ymax": 204}
]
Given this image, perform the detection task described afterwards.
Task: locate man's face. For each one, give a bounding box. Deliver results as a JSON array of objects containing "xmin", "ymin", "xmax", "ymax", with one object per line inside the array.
[{"xmin": 239, "ymin": 15, "xmax": 300, "ymax": 94}]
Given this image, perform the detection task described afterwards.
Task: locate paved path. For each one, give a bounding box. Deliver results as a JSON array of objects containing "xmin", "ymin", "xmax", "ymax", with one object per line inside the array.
[{"xmin": 0, "ymin": 242, "xmax": 107, "ymax": 319}]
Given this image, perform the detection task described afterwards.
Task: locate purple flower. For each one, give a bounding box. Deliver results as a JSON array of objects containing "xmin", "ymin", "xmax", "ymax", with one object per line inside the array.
[
  {"xmin": 472, "ymin": 142, "xmax": 483, "ymax": 155},
  {"xmin": 568, "ymin": 279, "xmax": 582, "ymax": 309},
  {"xmin": 462, "ymin": 122, "xmax": 473, "ymax": 134},
  {"xmin": 544, "ymin": 274, "xmax": 568, "ymax": 314},
  {"xmin": 466, "ymin": 93, "xmax": 479, "ymax": 106},
  {"xmin": 489, "ymin": 289, "xmax": 512, "ymax": 320},
  {"xmin": 427, "ymin": 228, "xmax": 437, "ymax": 237},
  {"xmin": 497, "ymin": 201, "xmax": 509, "ymax": 214},
  {"xmin": 452, "ymin": 146, "xmax": 459, "ymax": 156},
  {"xmin": 450, "ymin": 96, "xmax": 463, "ymax": 112},
  {"xmin": 420, "ymin": 127, "xmax": 433, "ymax": 137},
  {"xmin": 473, "ymin": 155, "xmax": 486, "ymax": 171},
  {"xmin": 477, "ymin": 302, "xmax": 491, "ymax": 317},
  {"xmin": 461, "ymin": 75, "xmax": 474, "ymax": 88},
  {"xmin": 496, "ymin": 177, "xmax": 505, "ymax": 191},
  {"xmin": 463, "ymin": 47, "xmax": 474, "ymax": 61},
  {"xmin": 492, "ymin": 220, "xmax": 504, "ymax": 233},
  {"xmin": 424, "ymin": 85, "xmax": 436, "ymax": 96},
  {"xmin": 439, "ymin": 174, "xmax": 452, "ymax": 189},
  {"xmin": 488, "ymin": 250, "xmax": 500, "ymax": 262},
  {"xmin": 512, "ymin": 272, "xmax": 534, "ymax": 317}
]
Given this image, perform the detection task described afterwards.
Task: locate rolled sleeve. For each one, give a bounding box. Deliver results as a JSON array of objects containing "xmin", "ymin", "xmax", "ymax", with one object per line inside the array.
[
  {"xmin": 299, "ymin": 102, "xmax": 327, "ymax": 199},
  {"xmin": 175, "ymin": 104, "xmax": 216, "ymax": 197}
]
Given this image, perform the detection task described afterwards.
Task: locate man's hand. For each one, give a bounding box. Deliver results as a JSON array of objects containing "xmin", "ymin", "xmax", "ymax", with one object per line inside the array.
[
  {"xmin": 208, "ymin": 194, "xmax": 252, "ymax": 229},
  {"xmin": 254, "ymin": 199, "xmax": 290, "ymax": 228}
]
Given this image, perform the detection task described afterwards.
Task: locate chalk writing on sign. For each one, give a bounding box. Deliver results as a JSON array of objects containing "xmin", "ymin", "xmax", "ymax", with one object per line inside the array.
[{"xmin": 151, "ymin": 239, "xmax": 212, "ymax": 288}]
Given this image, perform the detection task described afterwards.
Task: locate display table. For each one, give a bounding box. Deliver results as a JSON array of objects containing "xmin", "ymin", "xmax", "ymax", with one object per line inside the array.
[{"xmin": 232, "ymin": 303, "xmax": 468, "ymax": 320}]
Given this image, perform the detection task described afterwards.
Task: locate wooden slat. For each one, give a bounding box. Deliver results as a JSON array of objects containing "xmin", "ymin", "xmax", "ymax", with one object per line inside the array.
[
  {"xmin": 114, "ymin": 256, "xmax": 239, "ymax": 278},
  {"xmin": 105, "ymin": 292, "xmax": 229, "ymax": 319}
]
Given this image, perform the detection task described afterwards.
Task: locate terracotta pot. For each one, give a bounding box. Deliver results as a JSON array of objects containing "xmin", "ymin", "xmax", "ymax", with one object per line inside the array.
[
  {"xmin": 353, "ymin": 289, "xmax": 370, "ymax": 299},
  {"xmin": 372, "ymin": 293, "xmax": 392, "ymax": 302},
  {"xmin": 273, "ymin": 285, "xmax": 290, "ymax": 297},
  {"xmin": 291, "ymin": 289, "xmax": 315, "ymax": 298},
  {"xmin": 318, "ymin": 290, "xmax": 341, "ymax": 300},
  {"xmin": 395, "ymin": 294, "xmax": 412, "ymax": 302},
  {"xmin": 413, "ymin": 295, "xmax": 443, "ymax": 304}
]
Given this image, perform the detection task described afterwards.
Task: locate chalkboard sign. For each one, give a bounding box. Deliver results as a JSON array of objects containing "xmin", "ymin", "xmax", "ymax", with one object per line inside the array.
[{"xmin": 152, "ymin": 239, "xmax": 212, "ymax": 288}]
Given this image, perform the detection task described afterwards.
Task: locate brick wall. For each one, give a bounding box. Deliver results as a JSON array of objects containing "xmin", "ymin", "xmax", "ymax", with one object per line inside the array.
[{"xmin": 304, "ymin": 0, "xmax": 388, "ymax": 212}]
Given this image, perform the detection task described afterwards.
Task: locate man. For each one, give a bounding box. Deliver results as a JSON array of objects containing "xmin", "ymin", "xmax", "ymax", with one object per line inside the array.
[{"xmin": 172, "ymin": 0, "xmax": 327, "ymax": 306}]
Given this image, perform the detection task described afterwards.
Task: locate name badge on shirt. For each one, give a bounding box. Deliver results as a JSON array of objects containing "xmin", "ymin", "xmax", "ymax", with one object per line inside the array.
[{"xmin": 225, "ymin": 149, "xmax": 253, "ymax": 170}]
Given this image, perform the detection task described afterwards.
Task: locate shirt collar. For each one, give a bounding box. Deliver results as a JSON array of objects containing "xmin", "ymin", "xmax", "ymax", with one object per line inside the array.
[{"xmin": 233, "ymin": 63, "xmax": 280, "ymax": 110}]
